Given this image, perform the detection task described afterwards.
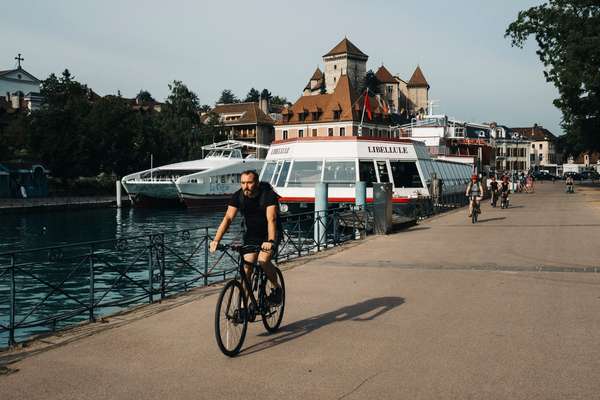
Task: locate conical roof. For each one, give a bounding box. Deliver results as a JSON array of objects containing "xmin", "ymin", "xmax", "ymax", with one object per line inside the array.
[
  {"xmin": 323, "ymin": 38, "xmax": 368, "ymax": 59},
  {"xmin": 375, "ymin": 65, "xmax": 396, "ymax": 84},
  {"xmin": 407, "ymin": 66, "xmax": 429, "ymax": 88},
  {"xmin": 310, "ymin": 67, "xmax": 323, "ymax": 80}
]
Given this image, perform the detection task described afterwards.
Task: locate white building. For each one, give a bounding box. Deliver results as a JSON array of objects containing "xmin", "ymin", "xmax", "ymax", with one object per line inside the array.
[{"xmin": 0, "ymin": 55, "xmax": 42, "ymax": 111}]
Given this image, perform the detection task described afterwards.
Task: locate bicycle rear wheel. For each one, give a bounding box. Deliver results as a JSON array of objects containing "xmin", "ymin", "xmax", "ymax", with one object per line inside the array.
[
  {"xmin": 261, "ymin": 266, "xmax": 285, "ymax": 333},
  {"xmin": 215, "ymin": 280, "xmax": 247, "ymax": 357}
]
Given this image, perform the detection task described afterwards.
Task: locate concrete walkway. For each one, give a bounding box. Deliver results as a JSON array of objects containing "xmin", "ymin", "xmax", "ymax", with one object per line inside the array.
[{"xmin": 1, "ymin": 183, "xmax": 600, "ymax": 399}]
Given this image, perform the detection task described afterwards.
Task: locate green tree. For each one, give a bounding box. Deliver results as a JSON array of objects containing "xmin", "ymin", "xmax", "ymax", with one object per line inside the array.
[
  {"xmin": 217, "ymin": 89, "xmax": 239, "ymax": 104},
  {"xmin": 362, "ymin": 70, "xmax": 380, "ymax": 95},
  {"xmin": 270, "ymin": 95, "xmax": 289, "ymax": 106},
  {"xmin": 505, "ymin": 0, "xmax": 600, "ymax": 154},
  {"xmin": 260, "ymin": 88, "xmax": 272, "ymax": 101},
  {"xmin": 136, "ymin": 90, "xmax": 155, "ymax": 102},
  {"xmin": 245, "ymin": 88, "xmax": 260, "ymax": 102}
]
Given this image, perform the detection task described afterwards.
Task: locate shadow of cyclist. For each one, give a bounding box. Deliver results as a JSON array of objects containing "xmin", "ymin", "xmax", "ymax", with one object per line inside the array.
[{"xmin": 239, "ymin": 296, "xmax": 405, "ymax": 356}]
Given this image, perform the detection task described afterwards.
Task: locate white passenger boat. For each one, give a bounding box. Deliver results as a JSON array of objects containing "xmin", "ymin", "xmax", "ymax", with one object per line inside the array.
[
  {"xmin": 174, "ymin": 141, "xmax": 268, "ymax": 208},
  {"xmin": 122, "ymin": 140, "xmax": 267, "ymax": 207},
  {"xmin": 259, "ymin": 136, "xmax": 473, "ymax": 213}
]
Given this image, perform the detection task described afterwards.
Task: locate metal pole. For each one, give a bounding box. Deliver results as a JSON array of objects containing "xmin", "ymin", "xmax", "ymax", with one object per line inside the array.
[
  {"xmin": 314, "ymin": 183, "xmax": 328, "ymax": 250},
  {"xmin": 160, "ymin": 234, "xmax": 166, "ymax": 299},
  {"xmin": 204, "ymin": 227, "xmax": 209, "ymax": 286},
  {"xmin": 148, "ymin": 240, "xmax": 153, "ymax": 304},
  {"xmin": 89, "ymin": 245, "xmax": 95, "ymax": 322},
  {"xmin": 355, "ymin": 181, "xmax": 367, "ymax": 238},
  {"xmin": 9, "ymin": 254, "xmax": 16, "ymax": 347}
]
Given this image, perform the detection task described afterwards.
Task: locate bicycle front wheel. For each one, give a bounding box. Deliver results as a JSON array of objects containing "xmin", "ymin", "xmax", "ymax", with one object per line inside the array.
[
  {"xmin": 261, "ymin": 266, "xmax": 285, "ymax": 333},
  {"xmin": 215, "ymin": 280, "xmax": 247, "ymax": 357}
]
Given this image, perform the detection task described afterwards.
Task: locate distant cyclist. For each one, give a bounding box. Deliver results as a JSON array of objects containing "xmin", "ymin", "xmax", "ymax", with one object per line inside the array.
[
  {"xmin": 489, "ymin": 176, "xmax": 499, "ymax": 207},
  {"xmin": 210, "ymin": 170, "xmax": 282, "ymax": 304},
  {"xmin": 465, "ymin": 174, "xmax": 484, "ymax": 217}
]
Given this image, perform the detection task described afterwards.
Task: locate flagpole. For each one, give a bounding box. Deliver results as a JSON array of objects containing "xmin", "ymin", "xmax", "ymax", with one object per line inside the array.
[{"xmin": 359, "ymin": 88, "xmax": 367, "ymax": 136}]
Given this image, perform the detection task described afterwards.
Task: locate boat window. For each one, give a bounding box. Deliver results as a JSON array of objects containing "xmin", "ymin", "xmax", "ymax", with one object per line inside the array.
[
  {"xmin": 260, "ymin": 162, "xmax": 277, "ymax": 184},
  {"xmin": 390, "ymin": 161, "xmax": 423, "ymax": 188},
  {"xmin": 376, "ymin": 161, "xmax": 390, "ymax": 183},
  {"xmin": 323, "ymin": 161, "xmax": 356, "ymax": 187},
  {"xmin": 288, "ymin": 161, "xmax": 323, "ymax": 187},
  {"xmin": 359, "ymin": 160, "xmax": 378, "ymax": 187},
  {"xmin": 276, "ymin": 161, "xmax": 291, "ymax": 187}
]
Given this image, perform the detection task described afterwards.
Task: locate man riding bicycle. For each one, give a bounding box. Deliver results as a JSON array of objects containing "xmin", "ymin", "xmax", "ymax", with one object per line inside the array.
[
  {"xmin": 465, "ymin": 174, "xmax": 484, "ymax": 217},
  {"xmin": 209, "ymin": 170, "xmax": 282, "ymax": 304}
]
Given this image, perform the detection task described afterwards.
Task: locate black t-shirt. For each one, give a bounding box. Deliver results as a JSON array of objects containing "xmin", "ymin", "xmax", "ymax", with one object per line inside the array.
[
  {"xmin": 228, "ymin": 185, "xmax": 278, "ymax": 240},
  {"xmin": 501, "ymin": 182, "xmax": 509, "ymax": 192},
  {"xmin": 490, "ymin": 181, "xmax": 498, "ymax": 191}
]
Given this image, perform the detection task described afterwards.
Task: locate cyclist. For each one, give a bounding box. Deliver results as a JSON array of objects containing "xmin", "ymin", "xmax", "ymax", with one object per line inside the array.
[
  {"xmin": 209, "ymin": 170, "xmax": 282, "ymax": 304},
  {"xmin": 465, "ymin": 174, "xmax": 484, "ymax": 217},
  {"xmin": 489, "ymin": 175, "xmax": 499, "ymax": 207},
  {"xmin": 565, "ymin": 174, "xmax": 574, "ymax": 193},
  {"xmin": 500, "ymin": 175, "xmax": 510, "ymax": 205}
]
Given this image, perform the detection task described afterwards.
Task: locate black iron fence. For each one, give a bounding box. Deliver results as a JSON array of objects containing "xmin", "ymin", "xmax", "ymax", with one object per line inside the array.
[{"xmin": 0, "ymin": 206, "xmax": 375, "ymax": 348}]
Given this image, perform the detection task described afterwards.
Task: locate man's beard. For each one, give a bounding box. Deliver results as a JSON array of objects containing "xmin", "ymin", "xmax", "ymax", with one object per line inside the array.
[{"xmin": 243, "ymin": 189, "xmax": 255, "ymax": 197}]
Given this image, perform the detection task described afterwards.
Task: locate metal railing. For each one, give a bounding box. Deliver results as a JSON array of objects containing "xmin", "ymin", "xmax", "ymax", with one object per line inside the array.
[{"xmin": 0, "ymin": 206, "xmax": 373, "ymax": 348}]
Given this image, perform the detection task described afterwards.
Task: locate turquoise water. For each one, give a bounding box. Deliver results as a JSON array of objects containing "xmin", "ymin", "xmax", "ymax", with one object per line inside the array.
[{"xmin": 0, "ymin": 206, "xmax": 244, "ymax": 347}]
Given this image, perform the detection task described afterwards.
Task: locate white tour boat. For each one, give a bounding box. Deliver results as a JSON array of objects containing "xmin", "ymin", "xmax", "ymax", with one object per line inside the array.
[
  {"xmin": 174, "ymin": 141, "xmax": 268, "ymax": 208},
  {"xmin": 259, "ymin": 136, "xmax": 473, "ymax": 213},
  {"xmin": 122, "ymin": 140, "xmax": 267, "ymax": 207}
]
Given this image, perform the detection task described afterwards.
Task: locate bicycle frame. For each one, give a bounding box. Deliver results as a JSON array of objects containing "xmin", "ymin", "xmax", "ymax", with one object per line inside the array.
[{"xmin": 235, "ymin": 247, "xmax": 269, "ymax": 317}]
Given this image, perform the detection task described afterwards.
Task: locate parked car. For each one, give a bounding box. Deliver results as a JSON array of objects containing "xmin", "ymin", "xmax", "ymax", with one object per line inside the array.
[
  {"xmin": 564, "ymin": 172, "xmax": 582, "ymax": 180},
  {"xmin": 580, "ymin": 170, "xmax": 600, "ymax": 180},
  {"xmin": 533, "ymin": 171, "xmax": 561, "ymax": 181}
]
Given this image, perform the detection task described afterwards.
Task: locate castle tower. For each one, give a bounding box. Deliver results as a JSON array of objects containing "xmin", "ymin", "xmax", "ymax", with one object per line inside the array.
[
  {"xmin": 406, "ymin": 66, "xmax": 430, "ymax": 115},
  {"xmin": 322, "ymin": 38, "xmax": 368, "ymax": 94}
]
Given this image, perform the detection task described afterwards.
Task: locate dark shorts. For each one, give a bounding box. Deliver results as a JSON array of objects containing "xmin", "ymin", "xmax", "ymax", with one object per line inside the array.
[{"xmin": 243, "ymin": 235, "xmax": 279, "ymax": 257}]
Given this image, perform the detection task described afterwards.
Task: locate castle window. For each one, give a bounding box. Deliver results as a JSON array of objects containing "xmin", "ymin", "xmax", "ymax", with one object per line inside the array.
[
  {"xmin": 334, "ymin": 77, "xmax": 336, "ymax": 83},
  {"xmin": 340, "ymin": 127, "xmax": 346, "ymax": 136},
  {"xmin": 328, "ymin": 128, "xmax": 334, "ymax": 136},
  {"xmin": 283, "ymin": 130, "xmax": 288, "ymax": 140},
  {"xmin": 311, "ymin": 112, "xmax": 319, "ymax": 120},
  {"xmin": 334, "ymin": 65, "xmax": 337, "ymax": 70},
  {"xmin": 312, "ymin": 128, "xmax": 318, "ymax": 137},
  {"xmin": 333, "ymin": 110, "xmax": 341, "ymax": 119},
  {"xmin": 299, "ymin": 129, "xmax": 304, "ymax": 138}
]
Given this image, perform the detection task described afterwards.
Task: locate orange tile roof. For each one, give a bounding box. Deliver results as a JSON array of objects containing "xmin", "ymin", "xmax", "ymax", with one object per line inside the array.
[
  {"xmin": 375, "ymin": 65, "xmax": 396, "ymax": 84},
  {"xmin": 277, "ymin": 75, "xmax": 390, "ymax": 126},
  {"xmin": 205, "ymin": 102, "xmax": 275, "ymax": 126},
  {"xmin": 511, "ymin": 126, "xmax": 557, "ymax": 141},
  {"xmin": 323, "ymin": 38, "xmax": 368, "ymax": 59},
  {"xmin": 407, "ymin": 66, "xmax": 429, "ymax": 88}
]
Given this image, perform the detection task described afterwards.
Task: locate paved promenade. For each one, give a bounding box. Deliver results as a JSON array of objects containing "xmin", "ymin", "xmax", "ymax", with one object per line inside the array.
[{"xmin": 2, "ymin": 183, "xmax": 600, "ymax": 399}]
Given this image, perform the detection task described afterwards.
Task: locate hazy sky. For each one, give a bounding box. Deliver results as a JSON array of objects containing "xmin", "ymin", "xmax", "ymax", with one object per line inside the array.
[{"xmin": 2, "ymin": 0, "xmax": 563, "ymax": 134}]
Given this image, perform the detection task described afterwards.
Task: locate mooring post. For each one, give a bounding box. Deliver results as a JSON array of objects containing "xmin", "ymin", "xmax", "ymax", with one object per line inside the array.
[
  {"xmin": 314, "ymin": 183, "xmax": 328, "ymax": 250},
  {"xmin": 355, "ymin": 181, "xmax": 367, "ymax": 238},
  {"xmin": 9, "ymin": 254, "xmax": 16, "ymax": 348},
  {"xmin": 116, "ymin": 180, "xmax": 122, "ymax": 208}
]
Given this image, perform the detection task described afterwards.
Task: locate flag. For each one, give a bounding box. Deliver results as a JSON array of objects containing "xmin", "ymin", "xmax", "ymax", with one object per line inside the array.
[{"xmin": 363, "ymin": 90, "xmax": 372, "ymax": 120}]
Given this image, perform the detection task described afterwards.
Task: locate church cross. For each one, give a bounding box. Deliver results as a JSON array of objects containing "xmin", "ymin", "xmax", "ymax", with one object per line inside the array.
[{"xmin": 15, "ymin": 53, "xmax": 24, "ymax": 68}]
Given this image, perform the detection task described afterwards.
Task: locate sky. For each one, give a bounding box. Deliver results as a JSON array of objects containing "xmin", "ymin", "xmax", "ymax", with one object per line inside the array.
[{"xmin": 2, "ymin": 0, "xmax": 563, "ymax": 134}]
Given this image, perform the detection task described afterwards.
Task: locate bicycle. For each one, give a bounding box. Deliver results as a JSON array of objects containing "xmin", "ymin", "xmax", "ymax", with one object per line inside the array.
[
  {"xmin": 214, "ymin": 243, "xmax": 285, "ymax": 357},
  {"xmin": 469, "ymin": 196, "xmax": 479, "ymax": 224},
  {"xmin": 500, "ymin": 191, "xmax": 509, "ymax": 209}
]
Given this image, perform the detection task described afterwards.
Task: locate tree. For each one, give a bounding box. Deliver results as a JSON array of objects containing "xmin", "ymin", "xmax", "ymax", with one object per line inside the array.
[
  {"xmin": 199, "ymin": 104, "xmax": 212, "ymax": 113},
  {"xmin": 362, "ymin": 70, "xmax": 380, "ymax": 95},
  {"xmin": 270, "ymin": 95, "xmax": 289, "ymax": 106},
  {"xmin": 505, "ymin": 1, "xmax": 600, "ymax": 154},
  {"xmin": 217, "ymin": 89, "xmax": 239, "ymax": 104},
  {"xmin": 260, "ymin": 89, "xmax": 272, "ymax": 101},
  {"xmin": 244, "ymin": 88, "xmax": 260, "ymax": 102},
  {"xmin": 136, "ymin": 90, "xmax": 155, "ymax": 102}
]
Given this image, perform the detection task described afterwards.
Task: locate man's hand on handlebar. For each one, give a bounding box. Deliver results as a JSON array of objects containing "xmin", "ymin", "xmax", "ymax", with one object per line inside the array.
[{"xmin": 261, "ymin": 241, "xmax": 273, "ymax": 253}]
